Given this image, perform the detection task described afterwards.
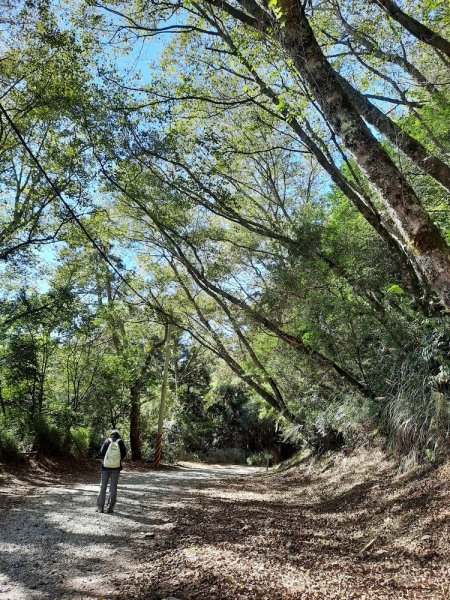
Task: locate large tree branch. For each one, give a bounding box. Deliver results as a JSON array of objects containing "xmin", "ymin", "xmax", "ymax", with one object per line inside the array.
[
  {"xmin": 156, "ymin": 223, "xmax": 374, "ymax": 399},
  {"xmin": 373, "ymin": 0, "xmax": 450, "ymax": 60},
  {"xmin": 169, "ymin": 259, "xmax": 296, "ymax": 419}
]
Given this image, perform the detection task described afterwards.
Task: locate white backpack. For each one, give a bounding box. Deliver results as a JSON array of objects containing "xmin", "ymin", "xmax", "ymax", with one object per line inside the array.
[{"xmin": 103, "ymin": 439, "xmax": 121, "ymax": 468}]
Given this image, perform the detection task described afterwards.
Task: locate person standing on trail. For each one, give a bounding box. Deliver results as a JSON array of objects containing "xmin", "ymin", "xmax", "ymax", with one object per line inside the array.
[{"xmin": 96, "ymin": 429, "xmax": 127, "ymax": 514}]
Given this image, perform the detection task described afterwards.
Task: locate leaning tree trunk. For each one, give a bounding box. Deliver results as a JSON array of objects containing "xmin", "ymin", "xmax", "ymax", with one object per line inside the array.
[
  {"xmin": 273, "ymin": 0, "xmax": 450, "ymax": 311},
  {"xmin": 373, "ymin": 0, "xmax": 450, "ymax": 60},
  {"xmin": 336, "ymin": 76, "xmax": 450, "ymax": 195}
]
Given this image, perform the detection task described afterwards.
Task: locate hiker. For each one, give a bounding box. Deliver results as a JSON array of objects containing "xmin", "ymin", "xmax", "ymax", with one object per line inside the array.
[{"xmin": 96, "ymin": 429, "xmax": 127, "ymax": 514}]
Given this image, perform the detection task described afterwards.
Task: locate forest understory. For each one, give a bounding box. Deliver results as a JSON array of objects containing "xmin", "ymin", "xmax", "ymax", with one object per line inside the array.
[{"xmin": 1, "ymin": 448, "xmax": 449, "ymax": 600}]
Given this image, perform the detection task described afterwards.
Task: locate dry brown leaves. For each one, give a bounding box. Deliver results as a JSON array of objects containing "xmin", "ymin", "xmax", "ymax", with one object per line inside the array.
[{"xmin": 113, "ymin": 449, "xmax": 450, "ymax": 599}]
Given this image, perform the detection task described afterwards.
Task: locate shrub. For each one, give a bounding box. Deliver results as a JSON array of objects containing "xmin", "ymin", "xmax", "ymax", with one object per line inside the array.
[
  {"xmin": 280, "ymin": 391, "xmax": 373, "ymax": 455},
  {"xmin": 0, "ymin": 428, "xmax": 21, "ymax": 462},
  {"xmin": 70, "ymin": 426, "xmax": 91, "ymax": 457},
  {"xmin": 31, "ymin": 416, "xmax": 66, "ymax": 455},
  {"xmin": 88, "ymin": 427, "xmax": 108, "ymax": 457},
  {"xmin": 162, "ymin": 438, "xmax": 185, "ymax": 464},
  {"xmin": 382, "ymin": 349, "xmax": 450, "ymax": 458},
  {"xmin": 246, "ymin": 451, "xmax": 270, "ymax": 466},
  {"xmin": 201, "ymin": 447, "xmax": 247, "ymax": 464},
  {"xmin": 146, "ymin": 432, "xmax": 186, "ymax": 465}
]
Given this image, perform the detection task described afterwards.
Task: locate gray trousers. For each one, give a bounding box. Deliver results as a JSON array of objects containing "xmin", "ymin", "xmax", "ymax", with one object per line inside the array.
[{"xmin": 97, "ymin": 469, "xmax": 120, "ymax": 510}]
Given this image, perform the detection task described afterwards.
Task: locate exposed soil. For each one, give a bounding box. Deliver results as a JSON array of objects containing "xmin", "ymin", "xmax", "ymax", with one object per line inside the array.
[{"xmin": 0, "ymin": 449, "xmax": 449, "ymax": 599}]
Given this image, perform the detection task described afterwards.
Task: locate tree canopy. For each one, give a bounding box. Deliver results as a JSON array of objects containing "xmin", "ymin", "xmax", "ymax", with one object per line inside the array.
[{"xmin": 1, "ymin": 0, "xmax": 450, "ymax": 464}]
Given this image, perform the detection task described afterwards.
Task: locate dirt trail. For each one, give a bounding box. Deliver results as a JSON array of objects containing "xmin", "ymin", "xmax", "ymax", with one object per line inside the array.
[
  {"xmin": 0, "ymin": 463, "xmax": 258, "ymax": 600},
  {"xmin": 1, "ymin": 450, "xmax": 450, "ymax": 600}
]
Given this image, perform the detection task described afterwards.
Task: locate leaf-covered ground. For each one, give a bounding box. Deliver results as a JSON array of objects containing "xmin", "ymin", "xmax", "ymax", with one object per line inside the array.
[
  {"xmin": 0, "ymin": 449, "xmax": 449, "ymax": 599},
  {"xmin": 115, "ymin": 449, "xmax": 450, "ymax": 600}
]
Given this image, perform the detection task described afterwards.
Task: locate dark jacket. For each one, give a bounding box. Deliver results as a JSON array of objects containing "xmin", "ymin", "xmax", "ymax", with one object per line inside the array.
[{"xmin": 100, "ymin": 436, "xmax": 127, "ymax": 471}]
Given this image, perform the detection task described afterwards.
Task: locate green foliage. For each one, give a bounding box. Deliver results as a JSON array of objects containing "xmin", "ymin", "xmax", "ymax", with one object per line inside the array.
[
  {"xmin": 31, "ymin": 416, "xmax": 66, "ymax": 455},
  {"xmin": 1, "ymin": 0, "xmax": 450, "ymax": 467},
  {"xmin": 246, "ymin": 451, "xmax": 271, "ymax": 466},
  {"xmin": 423, "ymin": 447, "xmax": 437, "ymax": 463},
  {"xmin": 201, "ymin": 447, "xmax": 247, "ymax": 465},
  {"xmin": 379, "ymin": 319, "xmax": 450, "ymax": 457},
  {"xmin": 144, "ymin": 422, "xmax": 185, "ymax": 464},
  {"xmin": 69, "ymin": 426, "xmax": 91, "ymax": 458},
  {"xmin": 280, "ymin": 393, "xmax": 372, "ymax": 453},
  {"xmin": 0, "ymin": 427, "xmax": 21, "ymax": 462},
  {"xmin": 206, "ymin": 382, "xmax": 279, "ymax": 454}
]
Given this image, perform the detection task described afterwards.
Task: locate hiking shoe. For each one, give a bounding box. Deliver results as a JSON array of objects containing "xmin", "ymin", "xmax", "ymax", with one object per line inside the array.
[
  {"xmin": 106, "ymin": 507, "xmax": 114, "ymax": 514},
  {"xmin": 96, "ymin": 507, "xmax": 104, "ymax": 513}
]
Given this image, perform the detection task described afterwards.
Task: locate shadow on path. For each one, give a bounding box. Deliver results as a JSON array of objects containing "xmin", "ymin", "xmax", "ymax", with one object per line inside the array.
[{"xmin": 0, "ymin": 463, "xmax": 260, "ymax": 599}]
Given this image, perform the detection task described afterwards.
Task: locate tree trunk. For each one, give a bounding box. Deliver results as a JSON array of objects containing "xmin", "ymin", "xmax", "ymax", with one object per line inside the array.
[
  {"xmin": 337, "ymin": 75, "xmax": 450, "ymax": 194},
  {"xmin": 0, "ymin": 381, "xmax": 6, "ymax": 417},
  {"xmin": 273, "ymin": 0, "xmax": 450, "ymax": 310},
  {"xmin": 373, "ymin": 0, "xmax": 450, "ymax": 59},
  {"xmin": 129, "ymin": 382, "xmax": 142, "ymax": 460}
]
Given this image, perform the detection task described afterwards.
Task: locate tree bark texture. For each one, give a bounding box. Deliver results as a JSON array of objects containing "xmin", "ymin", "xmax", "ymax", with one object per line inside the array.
[{"xmin": 337, "ymin": 76, "xmax": 450, "ymax": 194}]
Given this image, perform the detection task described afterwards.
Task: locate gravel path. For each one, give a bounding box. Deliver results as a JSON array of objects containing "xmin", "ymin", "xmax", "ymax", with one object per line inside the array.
[{"xmin": 0, "ymin": 464, "xmax": 259, "ymax": 600}]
